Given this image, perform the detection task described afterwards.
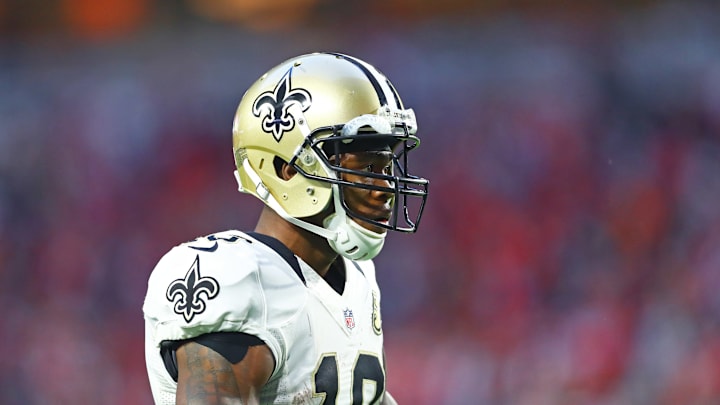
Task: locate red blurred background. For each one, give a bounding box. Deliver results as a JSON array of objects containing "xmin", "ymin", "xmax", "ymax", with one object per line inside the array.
[{"xmin": 1, "ymin": 0, "xmax": 720, "ymax": 403}]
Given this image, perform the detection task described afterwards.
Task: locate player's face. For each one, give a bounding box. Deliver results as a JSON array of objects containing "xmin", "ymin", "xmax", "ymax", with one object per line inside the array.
[{"xmin": 338, "ymin": 150, "xmax": 395, "ymax": 234}]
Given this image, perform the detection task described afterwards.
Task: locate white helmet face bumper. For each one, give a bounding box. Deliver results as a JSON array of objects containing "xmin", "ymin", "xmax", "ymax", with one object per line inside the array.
[{"xmin": 324, "ymin": 203, "xmax": 386, "ymax": 261}]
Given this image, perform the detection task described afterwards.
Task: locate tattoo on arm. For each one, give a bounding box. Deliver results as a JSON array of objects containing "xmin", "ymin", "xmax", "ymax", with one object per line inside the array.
[{"xmin": 176, "ymin": 342, "xmax": 243, "ymax": 405}]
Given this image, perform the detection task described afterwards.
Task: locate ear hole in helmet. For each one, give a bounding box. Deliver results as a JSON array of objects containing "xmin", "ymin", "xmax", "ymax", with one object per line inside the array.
[{"xmin": 274, "ymin": 156, "xmax": 297, "ymax": 181}]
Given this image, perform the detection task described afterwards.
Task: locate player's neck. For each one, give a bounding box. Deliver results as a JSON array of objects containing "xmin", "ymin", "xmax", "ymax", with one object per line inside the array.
[{"xmin": 254, "ymin": 207, "xmax": 338, "ymax": 277}]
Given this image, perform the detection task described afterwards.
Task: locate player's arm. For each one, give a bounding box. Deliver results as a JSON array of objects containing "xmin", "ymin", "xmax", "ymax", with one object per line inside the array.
[{"xmin": 175, "ymin": 340, "xmax": 274, "ymax": 405}]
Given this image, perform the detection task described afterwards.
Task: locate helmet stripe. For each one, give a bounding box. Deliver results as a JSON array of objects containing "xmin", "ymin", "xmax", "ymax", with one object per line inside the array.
[
  {"xmin": 324, "ymin": 52, "xmax": 401, "ymax": 109},
  {"xmin": 385, "ymin": 79, "xmax": 402, "ymax": 109}
]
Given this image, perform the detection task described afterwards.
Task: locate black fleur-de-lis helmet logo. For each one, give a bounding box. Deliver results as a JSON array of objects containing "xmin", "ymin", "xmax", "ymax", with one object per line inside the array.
[
  {"xmin": 166, "ymin": 255, "xmax": 220, "ymax": 323},
  {"xmin": 252, "ymin": 67, "xmax": 312, "ymax": 142}
]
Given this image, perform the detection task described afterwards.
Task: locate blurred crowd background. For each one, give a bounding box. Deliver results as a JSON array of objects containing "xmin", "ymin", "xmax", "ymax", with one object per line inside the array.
[{"xmin": 2, "ymin": 0, "xmax": 720, "ymax": 404}]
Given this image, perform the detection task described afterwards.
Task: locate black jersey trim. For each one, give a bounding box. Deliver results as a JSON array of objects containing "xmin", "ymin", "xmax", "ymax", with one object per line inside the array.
[
  {"xmin": 160, "ymin": 332, "xmax": 268, "ymax": 382},
  {"xmin": 325, "ymin": 258, "xmax": 346, "ymax": 295},
  {"xmin": 247, "ymin": 232, "xmax": 306, "ymax": 285},
  {"xmin": 160, "ymin": 340, "xmax": 180, "ymax": 381},
  {"xmin": 195, "ymin": 332, "xmax": 265, "ymax": 363}
]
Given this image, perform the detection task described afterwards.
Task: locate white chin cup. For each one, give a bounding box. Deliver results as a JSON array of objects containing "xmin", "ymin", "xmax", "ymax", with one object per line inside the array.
[{"xmin": 324, "ymin": 213, "xmax": 386, "ymax": 261}]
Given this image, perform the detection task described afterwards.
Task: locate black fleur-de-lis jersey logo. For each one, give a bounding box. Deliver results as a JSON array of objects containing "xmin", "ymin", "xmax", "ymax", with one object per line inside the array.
[
  {"xmin": 252, "ymin": 67, "xmax": 312, "ymax": 142},
  {"xmin": 166, "ymin": 255, "xmax": 220, "ymax": 323}
]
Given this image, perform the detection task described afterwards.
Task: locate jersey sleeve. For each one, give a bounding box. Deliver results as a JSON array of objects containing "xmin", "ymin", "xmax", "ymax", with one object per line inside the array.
[{"xmin": 143, "ymin": 235, "xmax": 282, "ymax": 368}]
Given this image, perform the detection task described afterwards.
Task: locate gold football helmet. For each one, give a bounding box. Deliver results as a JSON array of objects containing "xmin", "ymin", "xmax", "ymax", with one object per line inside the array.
[{"xmin": 232, "ymin": 52, "xmax": 428, "ymax": 260}]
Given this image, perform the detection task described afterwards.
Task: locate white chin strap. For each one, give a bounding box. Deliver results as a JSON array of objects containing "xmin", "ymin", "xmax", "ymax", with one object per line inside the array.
[{"xmin": 235, "ymin": 160, "xmax": 386, "ymax": 261}]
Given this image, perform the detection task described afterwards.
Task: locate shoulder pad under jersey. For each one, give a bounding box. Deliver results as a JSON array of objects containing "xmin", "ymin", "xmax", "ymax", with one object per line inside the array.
[{"xmin": 144, "ymin": 230, "xmax": 310, "ymax": 361}]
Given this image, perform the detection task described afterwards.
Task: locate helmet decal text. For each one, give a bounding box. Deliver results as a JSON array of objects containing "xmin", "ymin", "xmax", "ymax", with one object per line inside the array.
[{"xmin": 252, "ymin": 67, "xmax": 312, "ymax": 142}]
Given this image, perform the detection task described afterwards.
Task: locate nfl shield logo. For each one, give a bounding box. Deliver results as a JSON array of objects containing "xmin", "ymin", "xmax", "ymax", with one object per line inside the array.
[{"xmin": 343, "ymin": 308, "xmax": 355, "ymax": 329}]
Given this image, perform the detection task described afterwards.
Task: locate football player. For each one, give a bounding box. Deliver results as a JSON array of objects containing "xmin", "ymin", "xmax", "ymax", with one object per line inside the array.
[{"xmin": 143, "ymin": 52, "xmax": 429, "ymax": 404}]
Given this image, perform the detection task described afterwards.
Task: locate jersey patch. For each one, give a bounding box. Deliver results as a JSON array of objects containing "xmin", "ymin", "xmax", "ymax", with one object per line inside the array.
[
  {"xmin": 343, "ymin": 308, "xmax": 355, "ymax": 330},
  {"xmin": 165, "ymin": 255, "xmax": 219, "ymax": 323}
]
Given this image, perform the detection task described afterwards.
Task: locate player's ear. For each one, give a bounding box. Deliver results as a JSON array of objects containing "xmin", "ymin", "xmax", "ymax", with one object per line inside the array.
[
  {"xmin": 282, "ymin": 163, "xmax": 297, "ymax": 180},
  {"xmin": 274, "ymin": 156, "xmax": 297, "ymax": 181}
]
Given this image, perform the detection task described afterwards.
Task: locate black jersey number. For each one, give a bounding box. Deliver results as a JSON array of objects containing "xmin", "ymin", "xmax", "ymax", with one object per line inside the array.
[
  {"xmin": 313, "ymin": 353, "xmax": 385, "ymax": 404},
  {"xmin": 187, "ymin": 233, "xmax": 243, "ymax": 252}
]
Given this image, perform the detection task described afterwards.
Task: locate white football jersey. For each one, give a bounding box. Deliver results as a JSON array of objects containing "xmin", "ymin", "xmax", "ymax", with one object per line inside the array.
[{"xmin": 143, "ymin": 230, "xmax": 387, "ymax": 405}]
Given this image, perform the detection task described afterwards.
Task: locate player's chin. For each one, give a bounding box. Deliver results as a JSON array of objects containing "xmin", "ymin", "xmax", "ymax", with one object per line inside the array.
[{"xmin": 356, "ymin": 218, "xmax": 389, "ymax": 235}]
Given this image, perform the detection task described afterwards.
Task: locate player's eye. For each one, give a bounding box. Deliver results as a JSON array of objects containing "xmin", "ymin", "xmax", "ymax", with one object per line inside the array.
[{"xmin": 362, "ymin": 162, "xmax": 392, "ymax": 175}]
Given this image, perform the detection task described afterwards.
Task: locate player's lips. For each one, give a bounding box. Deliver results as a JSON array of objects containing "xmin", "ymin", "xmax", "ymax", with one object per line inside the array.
[
  {"xmin": 352, "ymin": 203, "xmax": 392, "ymax": 228},
  {"xmin": 372, "ymin": 210, "xmax": 392, "ymax": 223}
]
